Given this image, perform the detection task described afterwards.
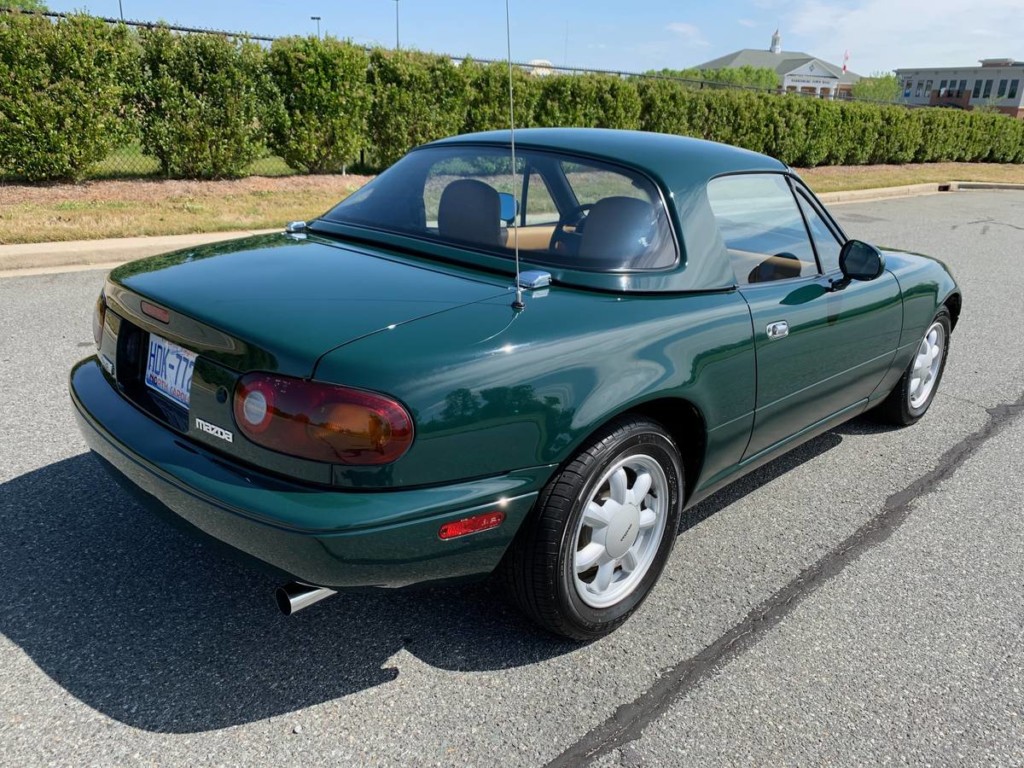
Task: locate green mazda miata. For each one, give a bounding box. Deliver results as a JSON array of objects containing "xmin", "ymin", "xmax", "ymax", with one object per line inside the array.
[{"xmin": 71, "ymin": 129, "xmax": 960, "ymax": 639}]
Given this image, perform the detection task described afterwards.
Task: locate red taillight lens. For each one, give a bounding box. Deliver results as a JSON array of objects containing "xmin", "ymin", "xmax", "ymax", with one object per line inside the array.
[
  {"xmin": 92, "ymin": 292, "xmax": 106, "ymax": 348},
  {"xmin": 233, "ymin": 373, "xmax": 414, "ymax": 465}
]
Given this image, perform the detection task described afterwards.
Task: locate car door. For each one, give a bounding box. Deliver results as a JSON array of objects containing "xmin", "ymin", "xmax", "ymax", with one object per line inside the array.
[{"xmin": 707, "ymin": 173, "xmax": 902, "ymax": 461}]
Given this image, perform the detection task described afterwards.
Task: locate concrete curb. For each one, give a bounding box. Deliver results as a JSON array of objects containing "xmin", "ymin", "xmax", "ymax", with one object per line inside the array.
[
  {"xmin": 0, "ymin": 229, "xmax": 277, "ymax": 274},
  {"xmin": 815, "ymin": 182, "xmax": 953, "ymax": 204},
  {"xmin": 948, "ymin": 180, "xmax": 1024, "ymax": 191}
]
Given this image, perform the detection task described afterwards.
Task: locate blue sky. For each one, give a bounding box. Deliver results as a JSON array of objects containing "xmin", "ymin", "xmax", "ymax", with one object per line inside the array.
[{"xmin": 45, "ymin": 0, "xmax": 1024, "ymax": 75}]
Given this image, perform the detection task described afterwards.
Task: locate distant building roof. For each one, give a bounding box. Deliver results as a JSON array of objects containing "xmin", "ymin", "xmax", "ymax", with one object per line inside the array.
[{"xmin": 696, "ymin": 31, "xmax": 861, "ymax": 85}]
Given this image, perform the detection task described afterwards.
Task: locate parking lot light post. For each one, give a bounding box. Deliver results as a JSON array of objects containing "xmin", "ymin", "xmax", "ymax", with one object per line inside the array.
[
  {"xmin": 394, "ymin": 0, "xmax": 400, "ymax": 50},
  {"xmin": 311, "ymin": 15, "xmax": 321, "ymax": 39}
]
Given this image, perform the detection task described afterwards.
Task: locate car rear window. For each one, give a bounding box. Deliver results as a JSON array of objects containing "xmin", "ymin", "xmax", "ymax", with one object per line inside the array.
[{"xmin": 322, "ymin": 145, "xmax": 677, "ymax": 272}]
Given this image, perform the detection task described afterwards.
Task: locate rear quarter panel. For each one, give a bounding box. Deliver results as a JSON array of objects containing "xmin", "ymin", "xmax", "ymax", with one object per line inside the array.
[{"xmin": 314, "ymin": 287, "xmax": 757, "ymax": 490}]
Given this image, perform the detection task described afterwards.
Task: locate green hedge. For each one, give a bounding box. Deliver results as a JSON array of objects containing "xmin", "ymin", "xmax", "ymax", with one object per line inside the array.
[
  {"xmin": 367, "ymin": 49, "xmax": 468, "ymax": 167},
  {"xmin": 138, "ymin": 27, "xmax": 282, "ymax": 179},
  {"xmin": 0, "ymin": 12, "xmax": 139, "ymax": 182},
  {"xmin": 461, "ymin": 59, "xmax": 538, "ymax": 133},
  {"xmin": 2, "ymin": 13, "xmax": 1023, "ymax": 182},
  {"xmin": 267, "ymin": 36, "xmax": 370, "ymax": 173}
]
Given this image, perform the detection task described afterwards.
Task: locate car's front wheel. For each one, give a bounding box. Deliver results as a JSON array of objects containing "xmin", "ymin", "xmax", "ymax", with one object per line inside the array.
[
  {"xmin": 501, "ymin": 416, "xmax": 683, "ymax": 640},
  {"xmin": 876, "ymin": 306, "xmax": 952, "ymax": 426}
]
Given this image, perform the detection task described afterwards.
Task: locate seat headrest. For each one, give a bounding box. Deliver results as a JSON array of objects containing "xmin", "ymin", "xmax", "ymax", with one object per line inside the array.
[
  {"xmin": 438, "ymin": 179, "xmax": 501, "ymax": 248},
  {"xmin": 579, "ymin": 196, "xmax": 654, "ymax": 266}
]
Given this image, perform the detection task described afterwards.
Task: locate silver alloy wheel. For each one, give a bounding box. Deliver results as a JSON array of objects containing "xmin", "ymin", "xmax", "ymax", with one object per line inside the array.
[
  {"xmin": 909, "ymin": 321, "xmax": 945, "ymax": 410},
  {"xmin": 572, "ymin": 454, "xmax": 669, "ymax": 609}
]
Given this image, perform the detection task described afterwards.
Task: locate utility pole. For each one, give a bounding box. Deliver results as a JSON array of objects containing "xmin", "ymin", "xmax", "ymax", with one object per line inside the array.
[
  {"xmin": 394, "ymin": 0, "xmax": 400, "ymax": 50},
  {"xmin": 118, "ymin": 1, "xmax": 124, "ymax": 21}
]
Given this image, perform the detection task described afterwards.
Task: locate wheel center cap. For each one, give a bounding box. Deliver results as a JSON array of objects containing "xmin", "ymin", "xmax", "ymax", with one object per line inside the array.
[{"xmin": 605, "ymin": 503, "xmax": 641, "ymax": 559}]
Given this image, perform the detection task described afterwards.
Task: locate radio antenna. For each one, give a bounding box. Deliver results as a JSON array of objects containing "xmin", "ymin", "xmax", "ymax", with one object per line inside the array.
[{"xmin": 505, "ymin": 0, "xmax": 524, "ymax": 311}]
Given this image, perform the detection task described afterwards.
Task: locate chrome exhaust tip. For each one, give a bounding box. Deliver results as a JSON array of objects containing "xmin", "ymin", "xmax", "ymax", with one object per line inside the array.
[{"xmin": 275, "ymin": 582, "xmax": 337, "ymax": 616}]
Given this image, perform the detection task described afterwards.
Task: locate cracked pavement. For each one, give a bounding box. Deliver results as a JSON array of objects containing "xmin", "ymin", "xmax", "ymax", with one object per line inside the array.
[{"xmin": 1, "ymin": 190, "xmax": 1022, "ymax": 767}]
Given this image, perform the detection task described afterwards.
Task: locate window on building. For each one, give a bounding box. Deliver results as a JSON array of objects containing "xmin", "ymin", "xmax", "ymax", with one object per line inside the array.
[
  {"xmin": 915, "ymin": 81, "xmax": 924, "ymax": 97},
  {"xmin": 972, "ymin": 80, "xmax": 983, "ymax": 98},
  {"xmin": 983, "ymin": 80, "xmax": 993, "ymax": 98},
  {"xmin": 939, "ymin": 79, "xmax": 948, "ymax": 94},
  {"xmin": 998, "ymin": 79, "xmax": 1008, "ymax": 98},
  {"xmin": 1010, "ymin": 80, "xmax": 1020, "ymax": 100},
  {"xmin": 903, "ymin": 79, "xmax": 913, "ymax": 97},
  {"xmin": 959, "ymin": 79, "xmax": 968, "ymax": 96},
  {"xmin": 924, "ymin": 79, "xmax": 933, "ymax": 95}
]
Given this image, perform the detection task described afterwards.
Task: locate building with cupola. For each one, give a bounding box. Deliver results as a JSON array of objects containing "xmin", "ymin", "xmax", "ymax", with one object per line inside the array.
[{"xmin": 696, "ymin": 29, "xmax": 860, "ymax": 99}]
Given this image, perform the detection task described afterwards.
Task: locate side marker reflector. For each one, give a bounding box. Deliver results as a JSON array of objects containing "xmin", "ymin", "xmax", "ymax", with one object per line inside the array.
[{"xmin": 438, "ymin": 511, "xmax": 506, "ymax": 540}]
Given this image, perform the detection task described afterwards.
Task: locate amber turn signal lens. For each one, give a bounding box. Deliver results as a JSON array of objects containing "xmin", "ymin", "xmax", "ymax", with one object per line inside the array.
[
  {"xmin": 233, "ymin": 373, "xmax": 414, "ymax": 465},
  {"xmin": 438, "ymin": 511, "xmax": 506, "ymax": 540},
  {"xmin": 92, "ymin": 292, "xmax": 106, "ymax": 349}
]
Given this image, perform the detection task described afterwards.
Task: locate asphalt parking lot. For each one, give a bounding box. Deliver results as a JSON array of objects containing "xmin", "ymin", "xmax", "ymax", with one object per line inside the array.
[{"xmin": 1, "ymin": 190, "xmax": 1022, "ymax": 767}]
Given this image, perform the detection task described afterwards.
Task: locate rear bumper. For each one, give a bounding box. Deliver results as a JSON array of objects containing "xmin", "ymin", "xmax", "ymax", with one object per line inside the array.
[{"xmin": 70, "ymin": 357, "xmax": 544, "ymax": 588}]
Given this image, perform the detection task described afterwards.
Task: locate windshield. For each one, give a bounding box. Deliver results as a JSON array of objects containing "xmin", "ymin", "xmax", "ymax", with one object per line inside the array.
[{"xmin": 322, "ymin": 145, "xmax": 677, "ymax": 272}]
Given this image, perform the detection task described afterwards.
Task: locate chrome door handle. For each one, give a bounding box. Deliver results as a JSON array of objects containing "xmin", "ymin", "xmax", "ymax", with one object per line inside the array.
[{"xmin": 766, "ymin": 320, "xmax": 789, "ymax": 340}]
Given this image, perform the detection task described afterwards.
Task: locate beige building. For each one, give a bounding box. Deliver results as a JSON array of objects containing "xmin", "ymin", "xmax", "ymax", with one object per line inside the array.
[
  {"xmin": 697, "ymin": 30, "xmax": 861, "ymax": 99},
  {"xmin": 895, "ymin": 59, "xmax": 1024, "ymax": 118}
]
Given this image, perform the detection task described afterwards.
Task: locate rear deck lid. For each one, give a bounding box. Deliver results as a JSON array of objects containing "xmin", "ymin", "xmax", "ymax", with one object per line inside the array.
[{"xmin": 109, "ymin": 233, "xmax": 510, "ymax": 375}]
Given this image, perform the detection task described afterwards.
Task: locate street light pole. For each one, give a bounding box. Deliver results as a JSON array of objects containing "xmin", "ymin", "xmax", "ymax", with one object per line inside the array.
[
  {"xmin": 394, "ymin": 0, "xmax": 400, "ymax": 50},
  {"xmin": 311, "ymin": 15, "xmax": 321, "ymax": 39},
  {"xmin": 118, "ymin": 0, "xmax": 124, "ymax": 21}
]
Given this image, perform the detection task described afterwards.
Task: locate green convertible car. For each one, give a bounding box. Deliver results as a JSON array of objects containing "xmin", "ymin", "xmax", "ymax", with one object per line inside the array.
[{"xmin": 71, "ymin": 129, "xmax": 960, "ymax": 639}]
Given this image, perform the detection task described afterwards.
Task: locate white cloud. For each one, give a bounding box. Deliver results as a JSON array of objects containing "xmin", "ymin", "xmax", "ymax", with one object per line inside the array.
[
  {"xmin": 667, "ymin": 22, "xmax": 710, "ymax": 47},
  {"xmin": 783, "ymin": 0, "xmax": 1023, "ymax": 73},
  {"xmin": 738, "ymin": 18, "xmax": 758, "ymax": 28}
]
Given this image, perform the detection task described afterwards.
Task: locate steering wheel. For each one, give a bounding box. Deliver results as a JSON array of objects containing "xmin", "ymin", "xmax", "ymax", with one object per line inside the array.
[{"xmin": 550, "ymin": 203, "xmax": 593, "ymax": 255}]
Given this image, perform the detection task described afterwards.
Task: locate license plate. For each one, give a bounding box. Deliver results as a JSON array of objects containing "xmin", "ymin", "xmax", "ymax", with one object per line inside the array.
[{"xmin": 145, "ymin": 333, "xmax": 196, "ymax": 409}]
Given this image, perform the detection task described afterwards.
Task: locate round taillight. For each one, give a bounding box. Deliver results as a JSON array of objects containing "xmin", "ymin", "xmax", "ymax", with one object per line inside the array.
[
  {"xmin": 242, "ymin": 390, "xmax": 268, "ymax": 425},
  {"xmin": 232, "ymin": 373, "xmax": 414, "ymax": 465},
  {"xmin": 235, "ymin": 377, "xmax": 275, "ymax": 434}
]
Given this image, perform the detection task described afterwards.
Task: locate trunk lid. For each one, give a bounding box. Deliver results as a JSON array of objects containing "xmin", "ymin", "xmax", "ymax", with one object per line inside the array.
[{"xmin": 109, "ymin": 233, "xmax": 509, "ymax": 376}]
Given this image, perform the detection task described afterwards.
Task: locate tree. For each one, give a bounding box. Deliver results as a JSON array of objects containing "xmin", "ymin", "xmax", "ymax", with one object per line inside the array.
[
  {"xmin": 5, "ymin": 0, "xmax": 49, "ymax": 10},
  {"xmin": 851, "ymin": 72, "xmax": 902, "ymax": 103},
  {"xmin": 644, "ymin": 66, "xmax": 780, "ymax": 91}
]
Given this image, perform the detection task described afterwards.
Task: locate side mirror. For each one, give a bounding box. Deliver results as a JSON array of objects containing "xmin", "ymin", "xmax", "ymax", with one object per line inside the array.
[
  {"xmin": 498, "ymin": 192, "xmax": 518, "ymax": 224},
  {"xmin": 839, "ymin": 240, "xmax": 885, "ymax": 282}
]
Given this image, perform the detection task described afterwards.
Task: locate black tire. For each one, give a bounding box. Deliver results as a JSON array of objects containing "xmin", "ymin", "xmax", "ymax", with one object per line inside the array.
[
  {"xmin": 500, "ymin": 415, "xmax": 684, "ymax": 641},
  {"xmin": 876, "ymin": 307, "xmax": 952, "ymax": 426}
]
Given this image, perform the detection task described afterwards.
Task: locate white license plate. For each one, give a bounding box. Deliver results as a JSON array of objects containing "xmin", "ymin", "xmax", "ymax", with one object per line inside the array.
[{"xmin": 144, "ymin": 333, "xmax": 196, "ymax": 409}]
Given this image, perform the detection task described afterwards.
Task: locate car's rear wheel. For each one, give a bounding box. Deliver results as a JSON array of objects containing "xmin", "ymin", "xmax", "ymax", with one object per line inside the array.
[
  {"xmin": 876, "ymin": 307, "xmax": 951, "ymax": 426},
  {"xmin": 500, "ymin": 416, "xmax": 683, "ymax": 640}
]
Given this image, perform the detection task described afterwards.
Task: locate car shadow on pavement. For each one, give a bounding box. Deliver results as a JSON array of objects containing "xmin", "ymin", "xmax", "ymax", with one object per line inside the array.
[
  {"xmin": 2, "ymin": 427, "xmax": 851, "ymax": 734},
  {"xmin": 680, "ymin": 430, "xmax": 843, "ymax": 533},
  {"xmin": 0, "ymin": 453, "xmax": 575, "ymax": 734}
]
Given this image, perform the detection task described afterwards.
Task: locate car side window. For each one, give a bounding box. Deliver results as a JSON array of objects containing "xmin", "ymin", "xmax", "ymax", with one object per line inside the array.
[
  {"xmin": 794, "ymin": 188, "xmax": 844, "ymax": 274},
  {"xmin": 523, "ymin": 171, "xmax": 559, "ymax": 225},
  {"xmin": 707, "ymin": 174, "xmax": 819, "ymax": 285}
]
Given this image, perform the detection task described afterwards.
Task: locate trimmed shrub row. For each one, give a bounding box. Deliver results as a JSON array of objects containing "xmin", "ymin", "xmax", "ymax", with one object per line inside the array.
[{"xmin": 2, "ymin": 12, "xmax": 1024, "ymax": 182}]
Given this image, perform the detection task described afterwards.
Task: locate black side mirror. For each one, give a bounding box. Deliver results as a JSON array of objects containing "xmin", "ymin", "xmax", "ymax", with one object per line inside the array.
[
  {"xmin": 830, "ymin": 240, "xmax": 885, "ymax": 291},
  {"xmin": 840, "ymin": 240, "xmax": 885, "ymax": 281}
]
